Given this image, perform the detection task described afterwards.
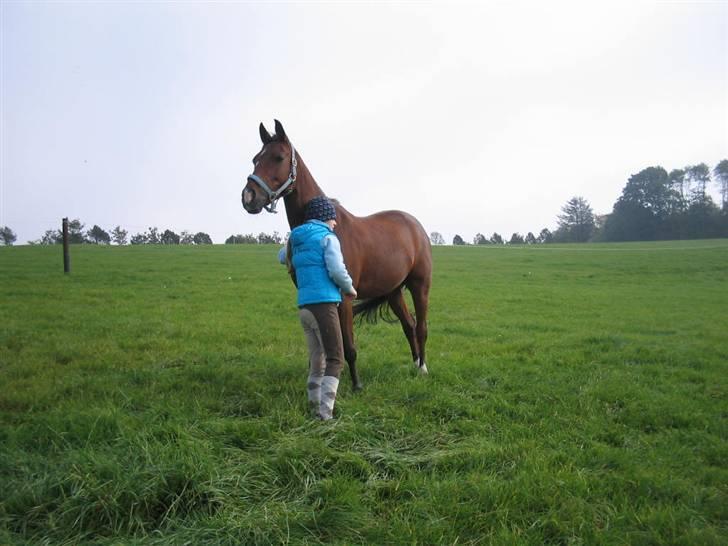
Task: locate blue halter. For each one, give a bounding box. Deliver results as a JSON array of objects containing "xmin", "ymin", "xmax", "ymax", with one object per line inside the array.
[{"xmin": 247, "ymin": 144, "xmax": 297, "ymax": 213}]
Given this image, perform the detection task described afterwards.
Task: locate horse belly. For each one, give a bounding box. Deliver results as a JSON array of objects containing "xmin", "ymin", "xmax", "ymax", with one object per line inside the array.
[{"xmin": 356, "ymin": 253, "xmax": 412, "ymax": 298}]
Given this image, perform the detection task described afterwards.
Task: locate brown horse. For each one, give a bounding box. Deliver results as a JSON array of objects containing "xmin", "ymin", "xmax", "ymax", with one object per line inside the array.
[{"xmin": 242, "ymin": 120, "xmax": 432, "ymax": 390}]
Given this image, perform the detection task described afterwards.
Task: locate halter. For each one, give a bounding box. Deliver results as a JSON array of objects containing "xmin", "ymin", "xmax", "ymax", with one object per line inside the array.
[{"xmin": 247, "ymin": 143, "xmax": 297, "ymax": 213}]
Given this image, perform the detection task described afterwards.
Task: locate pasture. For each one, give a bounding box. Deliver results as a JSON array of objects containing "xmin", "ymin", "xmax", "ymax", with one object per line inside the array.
[{"xmin": 1, "ymin": 241, "xmax": 727, "ymax": 545}]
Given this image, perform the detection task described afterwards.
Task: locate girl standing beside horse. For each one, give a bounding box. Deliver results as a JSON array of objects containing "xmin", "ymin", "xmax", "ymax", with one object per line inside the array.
[
  {"xmin": 280, "ymin": 196, "xmax": 358, "ymax": 420},
  {"xmin": 244, "ymin": 120, "xmax": 431, "ymax": 409}
]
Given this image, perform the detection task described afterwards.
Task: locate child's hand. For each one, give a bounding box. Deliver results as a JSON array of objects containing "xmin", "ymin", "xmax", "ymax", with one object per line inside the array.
[{"xmin": 347, "ymin": 288, "xmax": 358, "ymax": 299}]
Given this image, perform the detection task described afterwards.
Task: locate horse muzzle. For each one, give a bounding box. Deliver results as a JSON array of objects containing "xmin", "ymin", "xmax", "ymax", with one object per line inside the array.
[{"xmin": 242, "ymin": 186, "xmax": 263, "ymax": 214}]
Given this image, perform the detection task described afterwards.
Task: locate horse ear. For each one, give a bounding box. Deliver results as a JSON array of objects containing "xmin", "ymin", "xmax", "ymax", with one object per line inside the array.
[
  {"xmin": 274, "ymin": 119, "xmax": 287, "ymax": 141},
  {"xmin": 259, "ymin": 123, "xmax": 272, "ymax": 144}
]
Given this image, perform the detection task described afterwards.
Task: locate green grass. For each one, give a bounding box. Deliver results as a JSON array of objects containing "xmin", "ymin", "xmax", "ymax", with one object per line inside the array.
[{"xmin": 1, "ymin": 240, "xmax": 727, "ymax": 545}]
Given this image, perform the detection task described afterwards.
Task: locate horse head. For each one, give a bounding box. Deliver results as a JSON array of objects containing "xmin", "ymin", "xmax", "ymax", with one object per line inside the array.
[{"xmin": 242, "ymin": 120, "xmax": 297, "ymax": 214}]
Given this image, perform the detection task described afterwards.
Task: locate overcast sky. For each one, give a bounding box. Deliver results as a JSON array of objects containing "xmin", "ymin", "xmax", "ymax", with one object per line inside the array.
[{"xmin": 1, "ymin": 1, "xmax": 726, "ymax": 244}]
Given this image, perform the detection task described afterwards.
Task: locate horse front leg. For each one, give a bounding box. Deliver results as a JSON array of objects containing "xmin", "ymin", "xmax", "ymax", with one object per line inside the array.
[{"xmin": 338, "ymin": 298, "xmax": 363, "ymax": 391}]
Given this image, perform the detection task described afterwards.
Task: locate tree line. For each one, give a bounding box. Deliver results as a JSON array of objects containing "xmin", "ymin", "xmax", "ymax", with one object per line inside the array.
[
  {"xmin": 0, "ymin": 221, "xmax": 287, "ymax": 247},
  {"xmin": 431, "ymin": 229, "xmax": 556, "ymax": 246},
  {"xmin": 600, "ymin": 161, "xmax": 728, "ymax": 241},
  {"xmin": 7, "ymin": 221, "xmax": 214, "ymax": 246},
  {"xmin": 432, "ymin": 159, "xmax": 728, "ymax": 245},
  {"xmin": 0, "ymin": 219, "xmax": 290, "ymax": 247},
  {"xmin": 225, "ymin": 232, "xmax": 286, "ymax": 244},
  {"xmin": 1, "ymin": 160, "xmax": 725, "ymax": 247}
]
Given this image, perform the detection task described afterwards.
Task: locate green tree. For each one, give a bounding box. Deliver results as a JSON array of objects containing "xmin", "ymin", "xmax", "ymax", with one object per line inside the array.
[
  {"xmin": 180, "ymin": 230, "xmax": 194, "ymax": 244},
  {"xmin": 0, "ymin": 226, "xmax": 17, "ymax": 246},
  {"xmin": 42, "ymin": 219, "xmax": 85, "ymax": 244},
  {"xmin": 87, "ymin": 225, "xmax": 111, "ymax": 244},
  {"xmin": 602, "ymin": 167, "xmax": 678, "ymax": 241},
  {"xmin": 39, "ymin": 230, "xmax": 61, "ymax": 245},
  {"xmin": 509, "ymin": 233, "xmax": 524, "ymax": 245},
  {"xmin": 145, "ymin": 227, "xmax": 160, "ymax": 244},
  {"xmin": 668, "ymin": 169, "xmax": 688, "ymax": 211},
  {"xmin": 538, "ymin": 228, "xmax": 553, "ymax": 243},
  {"xmin": 429, "ymin": 232, "xmax": 445, "ymax": 245},
  {"xmin": 225, "ymin": 233, "xmax": 257, "ymax": 244},
  {"xmin": 525, "ymin": 232, "xmax": 537, "ymax": 244},
  {"xmin": 111, "ymin": 226, "xmax": 128, "ymax": 245},
  {"xmin": 684, "ymin": 194, "xmax": 721, "ymax": 238},
  {"xmin": 621, "ymin": 167, "xmax": 677, "ymax": 217},
  {"xmin": 193, "ymin": 232, "xmax": 213, "ymax": 245},
  {"xmin": 473, "ymin": 233, "xmax": 488, "ymax": 245},
  {"xmin": 557, "ymin": 196, "xmax": 596, "ymax": 242},
  {"xmin": 489, "ymin": 232, "xmax": 503, "ymax": 245},
  {"xmin": 257, "ymin": 232, "xmax": 279, "ymax": 244},
  {"xmin": 161, "ymin": 229, "xmax": 180, "ymax": 244},
  {"xmin": 452, "ymin": 234, "xmax": 465, "ymax": 245},
  {"xmin": 686, "ymin": 163, "xmax": 711, "ymax": 201},
  {"xmin": 66, "ymin": 219, "xmax": 87, "ymax": 244},
  {"xmin": 713, "ymin": 159, "xmax": 728, "ymax": 210},
  {"xmin": 130, "ymin": 233, "xmax": 147, "ymax": 245}
]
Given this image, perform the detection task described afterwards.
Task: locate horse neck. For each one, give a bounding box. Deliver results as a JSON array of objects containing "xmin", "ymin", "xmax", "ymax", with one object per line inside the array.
[{"xmin": 283, "ymin": 155, "xmax": 325, "ymax": 229}]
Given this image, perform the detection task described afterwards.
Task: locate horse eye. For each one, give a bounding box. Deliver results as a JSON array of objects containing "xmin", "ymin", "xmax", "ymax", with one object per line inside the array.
[{"xmin": 274, "ymin": 155, "xmax": 284, "ymax": 163}]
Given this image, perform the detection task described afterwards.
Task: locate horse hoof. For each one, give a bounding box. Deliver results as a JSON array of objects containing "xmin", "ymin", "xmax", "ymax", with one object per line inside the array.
[
  {"xmin": 353, "ymin": 382, "xmax": 364, "ymax": 392},
  {"xmin": 419, "ymin": 363, "xmax": 429, "ymax": 375}
]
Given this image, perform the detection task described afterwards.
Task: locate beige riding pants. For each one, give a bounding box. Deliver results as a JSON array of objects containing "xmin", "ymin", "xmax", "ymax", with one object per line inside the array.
[
  {"xmin": 299, "ymin": 302, "xmax": 345, "ymax": 379},
  {"xmin": 299, "ymin": 303, "xmax": 345, "ymax": 419}
]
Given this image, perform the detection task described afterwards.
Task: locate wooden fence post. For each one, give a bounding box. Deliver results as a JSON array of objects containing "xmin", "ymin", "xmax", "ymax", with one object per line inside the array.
[{"xmin": 62, "ymin": 217, "xmax": 70, "ymax": 274}]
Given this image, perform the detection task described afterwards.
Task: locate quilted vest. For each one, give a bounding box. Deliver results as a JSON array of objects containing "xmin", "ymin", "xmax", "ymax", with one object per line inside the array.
[{"xmin": 290, "ymin": 221, "xmax": 342, "ymax": 306}]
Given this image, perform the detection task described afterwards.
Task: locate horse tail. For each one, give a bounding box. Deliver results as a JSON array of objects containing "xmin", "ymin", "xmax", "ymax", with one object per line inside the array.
[{"xmin": 353, "ymin": 295, "xmax": 399, "ymax": 325}]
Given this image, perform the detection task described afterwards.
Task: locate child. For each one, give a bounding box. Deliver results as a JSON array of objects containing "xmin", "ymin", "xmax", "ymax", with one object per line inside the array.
[{"xmin": 281, "ymin": 196, "xmax": 357, "ymax": 420}]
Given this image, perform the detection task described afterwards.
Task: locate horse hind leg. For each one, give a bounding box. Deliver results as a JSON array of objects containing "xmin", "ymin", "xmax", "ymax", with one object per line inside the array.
[
  {"xmin": 387, "ymin": 289, "xmax": 419, "ymax": 366},
  {"xmin": 408, "ymin": 277, "xmax": 430, "ymax": 375}
]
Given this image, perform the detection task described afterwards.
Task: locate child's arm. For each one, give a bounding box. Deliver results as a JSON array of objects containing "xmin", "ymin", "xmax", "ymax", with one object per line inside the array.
[
  {"xmin": 278, "ymin": 241, "xmax": 296, "ymax": 285},
  {"xmin": 278, "ymin": 240, "xmax": 293, "ymax": 265},
  {"xmin": 322, "ymin": 235, "xmax": 356, "ymax": 296}
]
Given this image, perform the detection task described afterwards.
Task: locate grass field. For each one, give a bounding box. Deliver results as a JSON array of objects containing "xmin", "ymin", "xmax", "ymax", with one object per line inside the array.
[{"xmin": 1, "ymin": 240, "xmax": 727, "ymax": 545}]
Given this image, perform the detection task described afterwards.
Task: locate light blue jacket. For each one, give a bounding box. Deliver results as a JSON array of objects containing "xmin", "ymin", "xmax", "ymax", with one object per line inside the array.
[{"xmin": 280, "ymin": 220, "xmax": 354, "ymax": 307}]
